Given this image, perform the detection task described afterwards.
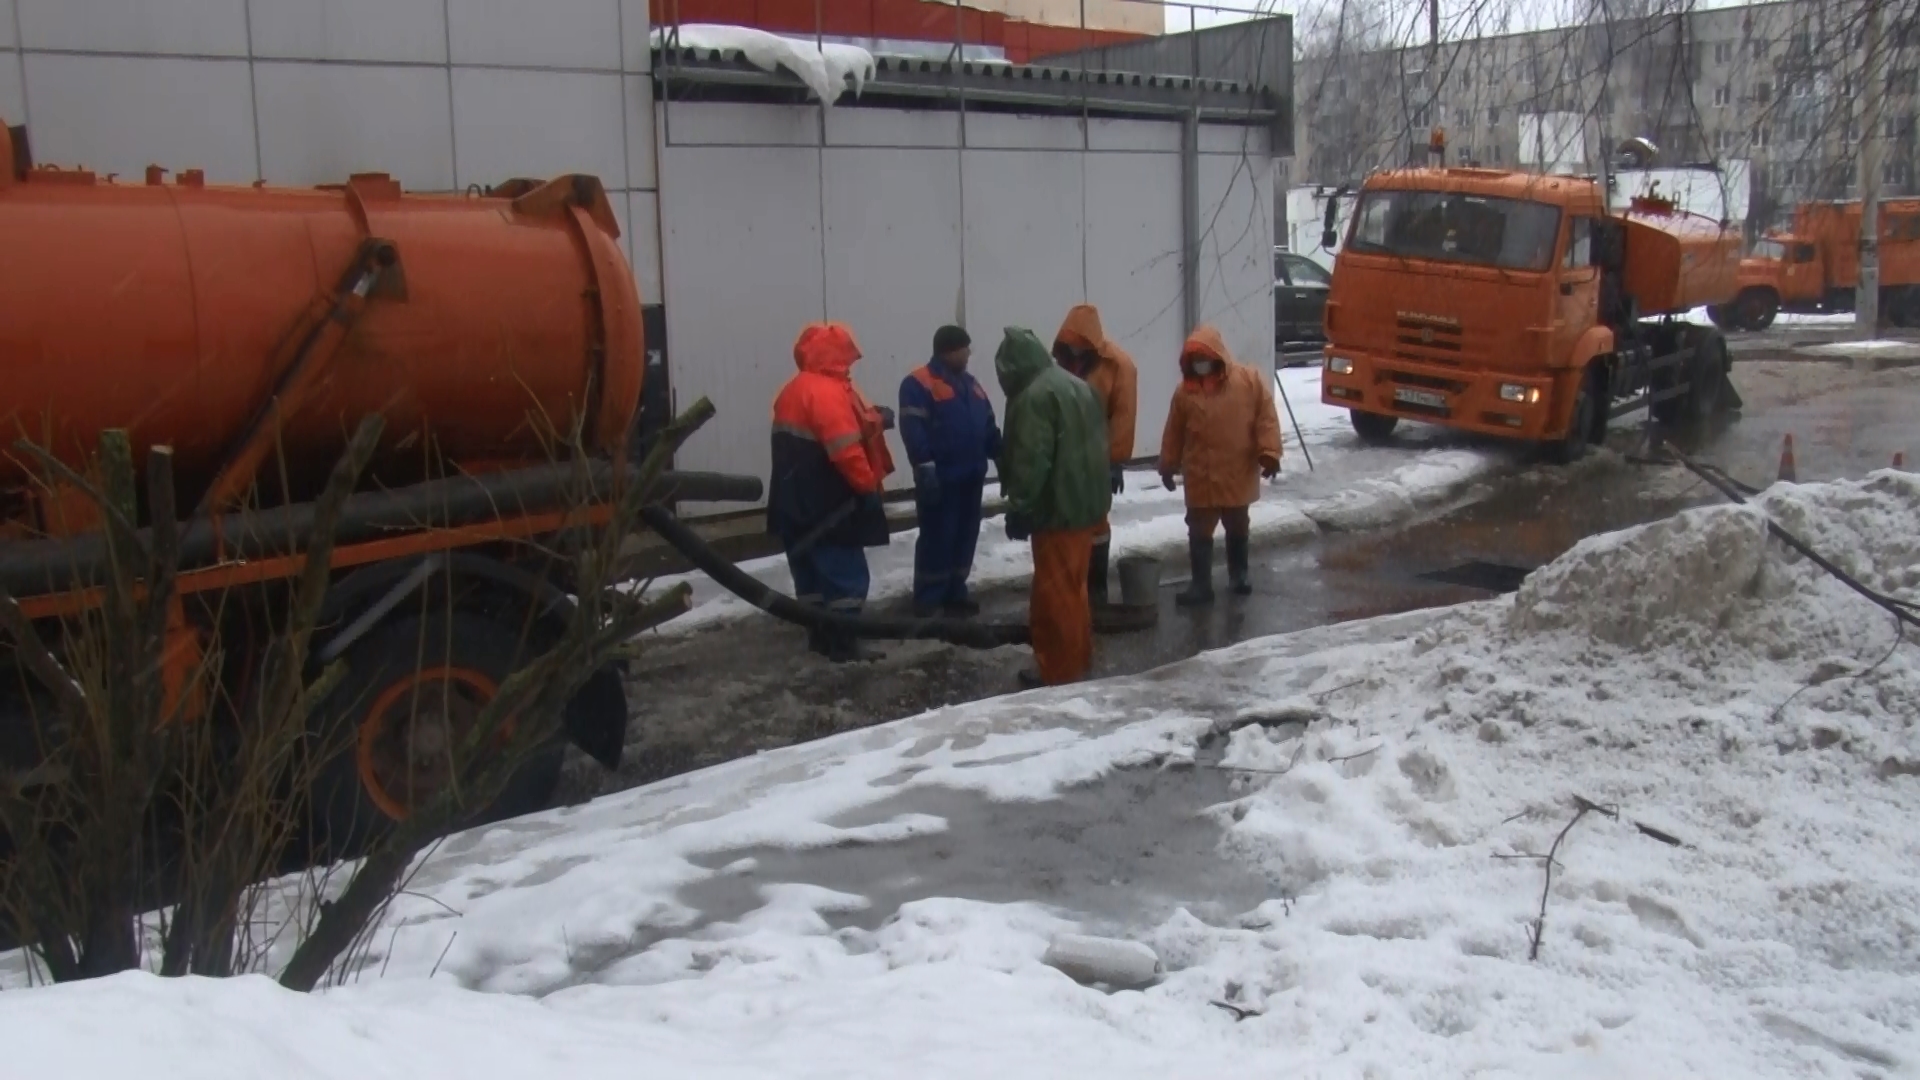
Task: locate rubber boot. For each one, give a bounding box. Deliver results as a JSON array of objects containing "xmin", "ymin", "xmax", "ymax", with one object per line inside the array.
[
  {"xmin": 826, "ymin": 632, "xmax": 885, "ymax": 663},
  {"xmin": 1087, "ymin": 541, "xmax": 1111, "ymax": 608},
  {"xmin": 1175, "ymin": 536, "xmax": 1215, "ymax": 607},
  {"xmin": 1016, "ymin": 669, "xmax": 1046, "ymax": 690},
  {"xmin": 805, "ymin": 626, "xmax": 829, "ymax": 656},
  {"xmin": 1225, "ymin": 533, "xmax": 1253, "ymax": 596}
]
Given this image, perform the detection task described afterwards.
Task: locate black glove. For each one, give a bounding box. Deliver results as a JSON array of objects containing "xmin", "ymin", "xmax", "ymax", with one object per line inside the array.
[
  {"xmin": 861, "ymin": 492, "xmax": 884, "ymax": 515},
  {"xmin": 1005, "ymin": 511, "xmax": 1033, "ymax": 542},
  {"xmin": 1110, "ymin": 465, "xmax": 1124, "ymax": 496},
  {"xmin": 914, "ymin": 463, "xmax": 941, "ymax": 508},
  {"xmin": 874, "ymin": 405, "xmax": 896, "ymax": 431}
]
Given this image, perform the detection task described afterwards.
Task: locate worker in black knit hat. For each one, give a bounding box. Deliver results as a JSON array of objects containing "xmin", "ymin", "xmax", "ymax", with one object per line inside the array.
[{"xmin": 898, "ymin": 325, "xmax": 1002, "ymax": 618}]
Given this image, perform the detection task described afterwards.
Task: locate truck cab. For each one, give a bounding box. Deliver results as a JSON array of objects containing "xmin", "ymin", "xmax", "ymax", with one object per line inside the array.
[
  {"xmin": 1320, "ymin": 166, "xmax": 1741, "ymax": 460},
  {"xmin": 1713, "ymin": 201, "xmax": 1920, "ymax": 330}
]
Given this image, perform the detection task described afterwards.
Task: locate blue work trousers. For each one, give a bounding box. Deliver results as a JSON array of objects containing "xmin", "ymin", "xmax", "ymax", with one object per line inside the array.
[
  {"xmin": 912, "ymin": 477, "xmax": 985, "ymax": 609},
  {"xmin": 787, "ymin": 544, "xmax": 871, "ymax": 615}
]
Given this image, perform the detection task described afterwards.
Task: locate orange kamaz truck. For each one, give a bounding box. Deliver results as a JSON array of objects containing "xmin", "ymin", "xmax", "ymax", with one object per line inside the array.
[
  {"xmin": 1318, "ymin": 165, "xmax": 1743, "ymax": 461},
  {"xmin": 1708, "ymin": 199, "xmax": 1920, "ymax": 331}
]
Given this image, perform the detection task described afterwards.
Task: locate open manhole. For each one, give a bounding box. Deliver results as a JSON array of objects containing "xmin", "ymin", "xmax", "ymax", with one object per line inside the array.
[{"xmin": 1418, "ymin": 560, "xmax": 1536, "ymax": 593}]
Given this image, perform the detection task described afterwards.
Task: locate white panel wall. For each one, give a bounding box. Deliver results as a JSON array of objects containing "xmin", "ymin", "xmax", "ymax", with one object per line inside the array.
[
  {"xmin": 1197, "ymin": 140, "xmax": 1277, "ymax": 374},
  {"xmin": 658, "ymin": 101, "xmax": 1274, "ymax": 489},
  {"xmin": 659, "ymin": 133, "xmax": 826, "ymax": 483},
  {"xmin": 4, "ymin": 0, "xmax": 656, "ymax": 217}
]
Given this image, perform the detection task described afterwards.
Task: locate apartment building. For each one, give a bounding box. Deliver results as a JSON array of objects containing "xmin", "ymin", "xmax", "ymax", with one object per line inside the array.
[{"xmin": 1292, "ymin": 0, "xmax": 1917, "ymax": 232}]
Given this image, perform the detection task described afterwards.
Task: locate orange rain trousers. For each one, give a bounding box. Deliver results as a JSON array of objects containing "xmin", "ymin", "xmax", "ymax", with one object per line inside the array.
[{"xmin": 1029, "ymin": 526, "xmax": 1096, "ymax": 684}]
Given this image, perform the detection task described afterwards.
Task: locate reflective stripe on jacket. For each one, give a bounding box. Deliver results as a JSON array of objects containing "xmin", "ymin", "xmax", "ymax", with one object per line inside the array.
[
  {"xmin": 768, "ymin": 322, "xmax": 895, "ymax": 548},
  {"xmin": 899, "ymin": 361, "xmax": 1002, "ymax": 484}
]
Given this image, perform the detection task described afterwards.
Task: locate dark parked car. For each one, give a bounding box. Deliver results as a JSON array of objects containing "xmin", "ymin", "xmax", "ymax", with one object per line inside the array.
[{"xmin": 1274, "ymin": 250, "xmax": 1331, "ymax": 357}]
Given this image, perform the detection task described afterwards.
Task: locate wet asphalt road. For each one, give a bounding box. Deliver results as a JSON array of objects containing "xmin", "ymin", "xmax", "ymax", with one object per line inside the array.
[{"xmin": 561, "ymin": 359, "xmax": 1918, "ymax": 803}]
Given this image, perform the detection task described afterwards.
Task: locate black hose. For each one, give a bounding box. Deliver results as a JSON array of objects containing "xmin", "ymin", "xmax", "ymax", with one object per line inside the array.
[
  {"xmin": 637, "ymin": 504, "xmax": 1031, "ymax": 648},
  {"xmin": 0, "ymin": 464, "xmax": 763, "ymax": 598}
]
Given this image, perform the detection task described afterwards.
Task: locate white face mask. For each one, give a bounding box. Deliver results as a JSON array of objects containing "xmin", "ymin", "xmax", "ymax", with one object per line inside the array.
[{"xmin": 1191, "ymin": 360, "xmax": 1218, "ymax": 376}]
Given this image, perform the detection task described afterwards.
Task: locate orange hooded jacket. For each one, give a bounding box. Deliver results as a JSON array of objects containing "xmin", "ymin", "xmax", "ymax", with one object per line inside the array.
[
  {"xmin": 1052, "ymin": 305, "xmax": 1139, "ymax": 465},
  {"xmin": 767, "ymin": 323, "xmax": 896, "ymax": 548},
  {"xmin": 772, "ymin": 322, "xmax": 895, "ymax": 493},
  {"xmin": 1157, "ymin": 326, "xmax": 1282, "ymax": 510}
]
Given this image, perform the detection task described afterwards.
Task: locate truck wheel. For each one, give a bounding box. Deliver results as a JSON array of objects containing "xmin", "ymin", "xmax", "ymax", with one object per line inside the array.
[
  {"xmin": 1736, "ymin": 289, "xmax": 1778, "ymax": 331},
  {"xmin": 1683, "ymin": 333, "xmax": 1731, "ymax": 422},
  {"xmin": 307, "ymin": 611, "xmax": 565, "ymax": 859},
  {"xmin": 1349, "ymin": 409, "xmax": 1399, "ymax": 444},
  {"xmin": 1705, "ymin": 303, "xmax": 1735, "ymax": 330},
  {"xmin": 1546, "ymin": 369, "xmax": 1598, "ymax": 465}
]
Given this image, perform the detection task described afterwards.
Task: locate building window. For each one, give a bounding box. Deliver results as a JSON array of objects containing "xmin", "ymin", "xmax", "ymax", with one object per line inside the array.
[
  {"xmin": 1458, "ymin": 145, "xmax": 1474, "ymax": 163},
  {"xmin": 1715, "ymin": 130, "xmax": 1734, "ymax": 152},
  {"xmin": 1887, "ymin": 161, "xmax": 1912, "ymax": 187},
  {"xmin": 1412, "ymin": 107, "xmax": 1430, "ymax": 129},
  {"xmin": 1843, "ymin": 76, "xmax": 1854, "ymax": 98},
  {"xmin": 1788, "ymin": 117, "xmax": 1810, "ymax": 141},
  {"xmin": 1887, "ymin": 115, "xmax": 1914, "ymax": 139},
  {"xmin": 1752, "ymin": 125, "xmax": 1768, "ymax": 148},
  {"xmin": 1752, "ymin": 39, "xmax": 1769, "ymax": 60},
  {"xmin": 1457, "ymin": 107, "xmax": 1472, "ymax": 127},
  {"xmin": 1714, "ymin": 41, "xmax": 1733, "ymax": 63},
  {"xmin": 1791, "ymin": 32, "xmax": 1810, "ymax": 55},
  {"xmin": 1713, "ymin": 85, "xmax": 1731, "ymax": 107},
  {"xmin": 1755, "ymin": 81, "xmax": 1771, "ymax": 103},
  {"xmin": 1487, "ymin": 106, "xmax": 1501, "ymax": 126}
]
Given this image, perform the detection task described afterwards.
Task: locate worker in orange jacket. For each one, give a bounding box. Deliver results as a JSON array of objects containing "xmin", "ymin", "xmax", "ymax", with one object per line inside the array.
[
  {"xmin": 1158, "ymin": 325, "xmax": 1282, "ymax": 606},
  {"xmin": 1051, "ymin": 304, "xmax": 1137, "ymax": 607},
  {"xmin": 768, "ymin": 322, "xmax": 897, "ymax": 662}
]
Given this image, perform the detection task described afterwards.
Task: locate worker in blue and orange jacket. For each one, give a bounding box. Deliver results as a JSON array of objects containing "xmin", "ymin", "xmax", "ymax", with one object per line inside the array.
[
  {"xmin": 768, "ymin": 322, "xmax": 897, "ymax": 662},
  {"xmin": 899, "ymin": 325, "xmax": 1002, "ymax": 619}
]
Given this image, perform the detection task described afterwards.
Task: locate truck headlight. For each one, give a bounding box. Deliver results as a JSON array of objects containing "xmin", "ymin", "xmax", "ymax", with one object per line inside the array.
[
  {"xmin": 1327, "ymin": 356, "xmax": 1354, "ymax": 375},
  {"xmin": 1498, "ymin": 383, "xmax": 1541, "ymax": 404}
]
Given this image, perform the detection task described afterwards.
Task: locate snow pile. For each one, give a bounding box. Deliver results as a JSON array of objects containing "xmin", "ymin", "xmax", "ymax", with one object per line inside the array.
[
  {"xmin": 653, "ymin": 24, "xmax": 874, "ymax": 105},
  {"xmin": 8, "ymin": 473, "xmax": 1918, "ymax": 1077}
]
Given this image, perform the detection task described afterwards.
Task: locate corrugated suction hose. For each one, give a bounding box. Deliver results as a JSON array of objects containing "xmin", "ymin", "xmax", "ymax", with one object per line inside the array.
[{"xmin": 637, "ymin": 505, "xmax": 1031, "ymax": 648}]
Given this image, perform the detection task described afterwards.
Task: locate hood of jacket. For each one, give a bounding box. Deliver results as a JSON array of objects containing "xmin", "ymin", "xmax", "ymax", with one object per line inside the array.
[
  {"xmin": 1053, "ymin": 304, "xmax": 1112, "ymax": 355},
  {"xmin": 793, "ymin": 321, "xmax": 862, "ymax": 379},
  {"xmin": 995, "ymin": 327, "xmax": 1053, "ymax": 398},
  {"xmin": 1178, "ymin": 324, "xmax": 1235, "ymax": 381}
]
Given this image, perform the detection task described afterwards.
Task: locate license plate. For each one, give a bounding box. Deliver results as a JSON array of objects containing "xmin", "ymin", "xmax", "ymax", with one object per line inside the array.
[{"xmin": 1394, "ymin": 387, "xmax": 1447, "ymax": 409}]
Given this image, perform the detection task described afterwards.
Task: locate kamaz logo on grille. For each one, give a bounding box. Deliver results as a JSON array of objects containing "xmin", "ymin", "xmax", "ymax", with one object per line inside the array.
[{"xmin": 1395, "ymin": 310, "xmax": 1461, "ymax": 327}]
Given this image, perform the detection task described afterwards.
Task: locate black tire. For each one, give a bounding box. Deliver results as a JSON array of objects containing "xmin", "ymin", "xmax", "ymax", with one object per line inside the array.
[
  {"xmin": 1705, "ymin": 303, "xmax": 1735, "ymax": 331},
  {"xmin": 306, "ymin": 611, "xmax": 565, "ymax": 859},
  {"xmin": 1547, "ymin": 369, "xmax": 1598, "ymax": 465},
  {"xmin": 1684, "ymin": 332, "xmax": 1730, "ymax": 423},
  {"xmin": 1889, "ymin": 287, "xmax": 1920, "ymax": 329},
  {"xmin": 1736, "ymin": 288, "xmax": 1778, "ymax": 332},
  {"xmin": 1350, "ymin": 409, "xmax": 1399, "ymax": 444}
]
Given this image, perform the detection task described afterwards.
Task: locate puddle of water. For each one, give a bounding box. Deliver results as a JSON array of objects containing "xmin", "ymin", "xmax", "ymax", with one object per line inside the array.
[{"xmin": 667, "ymin": 767, "xmax": 1277, "ymax": 940}]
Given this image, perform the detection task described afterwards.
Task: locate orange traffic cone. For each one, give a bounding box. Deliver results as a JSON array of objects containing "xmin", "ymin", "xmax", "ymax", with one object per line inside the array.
[{"xmin": 1777, "ymin": 434, "xmax": 1798, "ymax": 483}]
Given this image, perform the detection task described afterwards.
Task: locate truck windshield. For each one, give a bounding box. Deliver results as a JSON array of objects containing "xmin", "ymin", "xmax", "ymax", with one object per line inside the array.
[
  {"xmin": 1751, "ymin": 238, "xmax": 1786, "ymax": 260},
  {"xmin": 1348, "ymin": 189, "xmax": 1563, "ymax": 272}
]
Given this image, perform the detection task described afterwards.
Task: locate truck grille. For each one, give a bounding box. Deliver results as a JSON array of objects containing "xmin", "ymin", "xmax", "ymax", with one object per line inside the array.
[
  {"xmin": 1390, "ymin": 371, "xmax": 1468, "ymax": 394},
  {"xmin": 1395, "ymin": 317, "xmax": 1463, "ymax": 352}
]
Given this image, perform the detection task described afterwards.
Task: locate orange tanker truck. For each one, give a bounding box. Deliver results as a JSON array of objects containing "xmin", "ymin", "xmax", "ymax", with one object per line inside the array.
[
  {"xmin": 0, "ymin": 121, "xmax": 769, "ymax": 853},
  {"xmin": 1708, "ymin": 199, "xmax": 1920, "ymax": 331},
  {"xmin": 1317, "ymin": 157, "xmax": 1743, "ymax": 461}
]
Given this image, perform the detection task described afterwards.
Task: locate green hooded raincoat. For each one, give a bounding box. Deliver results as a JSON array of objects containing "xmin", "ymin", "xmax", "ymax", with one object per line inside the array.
[{"xmin": 995, "ymin": 327, "xmax": 1113, "ymax": 532}]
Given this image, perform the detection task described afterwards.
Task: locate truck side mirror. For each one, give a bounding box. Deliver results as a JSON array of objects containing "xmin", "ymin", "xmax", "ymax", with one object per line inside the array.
[{"xmin": 1321, "ymin": 227, "xmax": 1340, "ymax": 251}]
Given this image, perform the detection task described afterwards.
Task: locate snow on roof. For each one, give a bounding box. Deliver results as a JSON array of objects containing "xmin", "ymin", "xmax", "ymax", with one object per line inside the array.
[{"xmin": 651, "ymin": 24, "xmax": 874, "ymax": 105}]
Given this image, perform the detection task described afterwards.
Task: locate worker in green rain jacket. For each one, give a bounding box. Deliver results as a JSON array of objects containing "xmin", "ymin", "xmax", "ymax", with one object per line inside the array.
[{"xmin": 994, "ymin": 327, "xmax": 1111, "ymax": 689}]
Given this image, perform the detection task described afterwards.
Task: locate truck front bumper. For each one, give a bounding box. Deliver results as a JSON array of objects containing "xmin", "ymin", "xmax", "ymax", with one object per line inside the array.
[{"xmin": 1320, "ymin": 349, "xmax": 1565, "ymax": 441}]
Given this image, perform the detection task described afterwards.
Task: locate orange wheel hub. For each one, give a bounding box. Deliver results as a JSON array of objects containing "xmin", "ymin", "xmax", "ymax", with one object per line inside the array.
[{"xmin": 355, "ymin": 666, "xmax": 507, "ymax": 821}]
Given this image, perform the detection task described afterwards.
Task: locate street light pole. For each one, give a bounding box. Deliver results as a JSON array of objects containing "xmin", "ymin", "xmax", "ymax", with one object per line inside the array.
[{"xmin": 1857, "ymin": 1, "xmax": 1886, "ymax": 335}]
